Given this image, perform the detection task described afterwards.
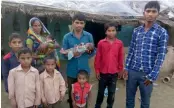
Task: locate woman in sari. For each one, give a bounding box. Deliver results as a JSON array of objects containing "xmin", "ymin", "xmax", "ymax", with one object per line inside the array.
[{"xmin": 26, "ymin": 17, "xmax": 60, "ymax": 73}]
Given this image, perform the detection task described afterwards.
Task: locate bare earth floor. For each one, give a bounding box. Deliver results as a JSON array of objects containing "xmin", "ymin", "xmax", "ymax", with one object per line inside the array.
[{"xmin": 1, "ymin": 80, "xmax": 174, "ymax": 108}]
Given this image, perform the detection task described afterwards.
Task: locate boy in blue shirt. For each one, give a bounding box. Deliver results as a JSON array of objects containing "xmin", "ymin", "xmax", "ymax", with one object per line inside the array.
[
  {"xmin": 60, "ymin": 13, "xmax": 95, "ymax": 108},
  {"xmin": 2, "ymin": 33, "xmax": 23, "ymax": 92}
]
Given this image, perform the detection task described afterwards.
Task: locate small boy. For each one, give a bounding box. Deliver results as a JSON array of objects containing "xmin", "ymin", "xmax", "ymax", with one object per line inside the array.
[
  {"xmin": 2, "ymin": 33, "xmax": 23, "ymax": 93},
  {"xmin": 71, "ymin": 70, "xmax": 92, "ymax": 108},
  {"xmin": 94, "ymin": 22, "xmax": 124, "ymax": 108},
  {"xmin": 8, "ymin": 48, "xmax": 41, "ymax": 108},
  {"xmin": 40, "ymin": 56, "xmax": 66, "ymax": 108}
]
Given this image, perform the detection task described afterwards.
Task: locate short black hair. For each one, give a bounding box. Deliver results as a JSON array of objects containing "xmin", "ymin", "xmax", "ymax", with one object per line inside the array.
[
  {"xmin": 72, "ymin": 13, "xmax": 86, "ymax": 22},
  {"xmin": 144, "ymin": 1, "xmax": 160, "ymax": 12},
  {"xmin": 9, "ymin": 33, "xmax": 23, "ymax": 42},
  {"xmin": 77, "ymin": 70, "xmax": 89, "ymax": 79},
  {"xmin": 43, "ymin": 56, "xmax": 56, "ymax": 64},
  {"xmin": 18, "ymin": 48, "xmax": 32, "ymax": 58},
  {"xmin": 104, "ymin": 22, "xmax": 121, "ymax": 32}
]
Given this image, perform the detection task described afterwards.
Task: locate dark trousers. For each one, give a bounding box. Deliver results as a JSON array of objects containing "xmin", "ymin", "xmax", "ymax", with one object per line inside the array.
[
  {"xmin": 126, "ymin": 70, "xmax": 153, "ymax": 108},
  {"xmin": 47, "ymin": 101, "xmax": 59, "ymax": 108},
  {"xmin": 95, "ymin": 73, "xmax": 118, "ymax": 108},
  {"xmin": 67, "ymin": 76, "xmax": 77, "ymax": 108}
]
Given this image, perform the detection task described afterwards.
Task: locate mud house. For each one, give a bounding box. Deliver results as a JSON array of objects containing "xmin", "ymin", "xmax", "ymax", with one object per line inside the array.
[{"xmin": 1, "ymin": 0, "xmax": 174, "ymax": 80}]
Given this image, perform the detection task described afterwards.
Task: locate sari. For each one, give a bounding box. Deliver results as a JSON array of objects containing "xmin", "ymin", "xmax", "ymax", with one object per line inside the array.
[{"xmin": 26, "ymin": 17, "xmax": 60, "ymax": 72}]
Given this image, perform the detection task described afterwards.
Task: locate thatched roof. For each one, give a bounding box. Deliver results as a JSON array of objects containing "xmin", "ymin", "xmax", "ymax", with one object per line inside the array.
[
  {"xmin": 1, "ymin": 1, "xmax": 140, "ymax": 25},
  {"xmin": 1, "ymin": 0, "xmax": 174, "ymax": 26}
]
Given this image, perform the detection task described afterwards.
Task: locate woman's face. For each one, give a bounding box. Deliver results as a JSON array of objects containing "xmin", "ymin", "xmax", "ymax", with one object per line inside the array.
[{"xmin": 32, "ymin": 20, "xmax": 42, "ymax": 34}]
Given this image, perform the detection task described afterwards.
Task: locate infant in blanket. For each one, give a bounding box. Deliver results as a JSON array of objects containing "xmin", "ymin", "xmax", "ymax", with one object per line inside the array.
[{"xmin": 60, "ymin": 43, "xmax": 94, "ymax": 60}]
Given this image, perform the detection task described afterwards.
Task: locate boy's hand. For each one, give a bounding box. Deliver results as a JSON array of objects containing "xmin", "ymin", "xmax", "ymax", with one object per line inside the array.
[
  {"xmin": 144, "ymin": 79, "xmax": 152, "ymax": 86},
  {"xmin": 86, "ymin": 44, "xmax": 94, "ymax": 54},
  {"xmin": 72, "ymin": 101, "xmax": 77, "ymax": 108},
  {"xmin": 118, "ymin": 71, "xmax": 124, "ymax": 79},
  {"xmin": 42, "ymin": 99, "xmax": 48, "ymax": 107},
  {"xmin": 60, "ymin": 48, "xmax": 68, "ymax": 55},
  {"xmin": 123, "ymin": 70, "xmax": 128, "ymax": 80},
  {"xmin": 88, "ymin": 100, "xmax": 91, "ymax": 107},
  {"xmin": 10, "ymin": 99, "xmax": 17, "ymax": 108},
  {"xmin": 96, "ymin": 73, "xmax": 100, "ymax": 80},
  {"xmin": 59, "ymin": 95, "xmax": 64, "ymax": 102},
  {"xmin": 33, "ymin": 105, "xmax": 38, "ymax": 108},
  {"xmin": 73, "ymin": 51, "xmax": 81, "ymax": 57}
]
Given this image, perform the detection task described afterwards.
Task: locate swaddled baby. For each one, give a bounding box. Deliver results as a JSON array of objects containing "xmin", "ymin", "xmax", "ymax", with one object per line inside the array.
[{"xmin": 60, "ymin": 43, "xmax": 94, "ymax": 60}]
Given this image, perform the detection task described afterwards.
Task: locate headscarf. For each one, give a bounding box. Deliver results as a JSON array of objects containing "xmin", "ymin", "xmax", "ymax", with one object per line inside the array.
[{"xmin": 27, "ymin": 17, "xmax": 50, "ymax": 43}]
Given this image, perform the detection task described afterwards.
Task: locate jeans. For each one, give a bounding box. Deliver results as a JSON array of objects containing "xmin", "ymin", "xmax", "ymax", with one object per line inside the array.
[
  {"xmin": 95, "ymin": 73, "xmax": 118, "ymax": 108},
  {"xmin": 126, "ymin": 69, "xmax": 153, "ymax": 108}
]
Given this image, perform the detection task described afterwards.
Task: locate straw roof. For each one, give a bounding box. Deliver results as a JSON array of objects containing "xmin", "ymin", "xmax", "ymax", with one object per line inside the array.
[{"xmin": 1, "ymin": 0, "xmax": 174, "ymax": 26}]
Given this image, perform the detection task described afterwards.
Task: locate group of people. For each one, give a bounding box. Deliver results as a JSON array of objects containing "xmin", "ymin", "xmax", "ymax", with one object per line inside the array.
[{"xmin": 1, "ymin": 1, "xmax": 168, "ymax": 108}]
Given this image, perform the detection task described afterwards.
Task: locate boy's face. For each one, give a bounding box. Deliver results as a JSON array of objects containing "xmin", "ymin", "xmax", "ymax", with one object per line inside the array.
[
  {"xmin": 44, "ymin": 59, "xmax": 56, "ymax": 73},
  {"xmin": 32, "ymin": 20, "xmax": 42, "ymax": 34},
  {"xmin": 78, "ymin": 74, "xmax": 87, "ymax": 85},
  {"xmin": 18, "ymin": 53, "xmax": 32, "ymax": 67},
  {"xmin": 9, "ymin": 38, "xmax": 23, "ymax": 52},
  {"xmin": 72, "ymin": 20, "xmax": 85, "ymax": 32},
  {"xmin": 105, "ymin": 26, "xmax": 117, "ymax": 39},
  {"xmin": 144, "ymin": 8, "xmax": 159, "ymax": 22}
]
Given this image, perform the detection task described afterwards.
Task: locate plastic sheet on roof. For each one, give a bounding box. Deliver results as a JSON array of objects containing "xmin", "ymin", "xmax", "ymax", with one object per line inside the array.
[{"xmin": 2, "ymin": 0, "xmax": 174, "ymax": 18}]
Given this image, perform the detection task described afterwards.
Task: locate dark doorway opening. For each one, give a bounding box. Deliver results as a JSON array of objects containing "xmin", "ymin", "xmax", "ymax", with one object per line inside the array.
[{"xmin": 85, "ymin": 21, "xmax": 105, "ymax": 47}]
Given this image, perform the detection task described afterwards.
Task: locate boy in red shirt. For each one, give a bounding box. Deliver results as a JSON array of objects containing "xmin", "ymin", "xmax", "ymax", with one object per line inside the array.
[{"xmin": 94, "ymin": 22, "xmax": 124, "ymax": 108}]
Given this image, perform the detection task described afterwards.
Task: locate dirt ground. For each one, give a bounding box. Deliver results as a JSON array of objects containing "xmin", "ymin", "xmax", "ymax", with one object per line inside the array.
[
  {"xmin": 1, "ymin": 60, "xmax": 174, "ymax": 108},
  {"xmin": 1, "ymin": 79, "xmax": 174, "ymax": 108}
]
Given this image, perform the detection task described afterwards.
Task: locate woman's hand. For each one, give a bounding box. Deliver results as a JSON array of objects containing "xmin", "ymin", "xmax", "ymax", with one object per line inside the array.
[
  {"xmin": 38, "ymin": 43, "xmax": 48, "ymax": 52},
  {"xmin": 46, "ymin": 49, "xmax": 54, "ymax": 55}
]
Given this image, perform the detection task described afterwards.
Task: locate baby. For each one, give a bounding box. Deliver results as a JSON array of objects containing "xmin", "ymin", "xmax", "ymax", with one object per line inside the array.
[
  {"xmin": 37, "ymin": 35, "xmax": 59, "ymax": 56},
  {"xmin": 60, "ymin": 43, "xmax": 94, "ymax": 60}
]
